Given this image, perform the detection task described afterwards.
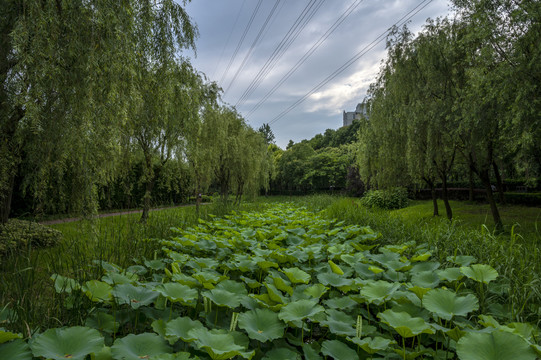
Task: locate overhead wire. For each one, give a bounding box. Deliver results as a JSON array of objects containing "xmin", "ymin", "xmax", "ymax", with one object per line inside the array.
[
  {"xmin": 234, "ymin": 0, "xmax": 326, "ymax": 108},
  {"xmin": 267, "ymin": 0, "xmax": 434, "ymax": 126},
  {"xmin": 246, "ymin": 0, "xmax": 365, "ymax": 118},
  {"xmin": 211, "ymin": 0, "xmax": 247, "ymax": 80},
  {"xmin": 223, "ymin": 0, "xmax": 283, "ymax": 96},
  {"xmin": 218, "ymin": 0, "xmax": 263, "ymax": 86}
]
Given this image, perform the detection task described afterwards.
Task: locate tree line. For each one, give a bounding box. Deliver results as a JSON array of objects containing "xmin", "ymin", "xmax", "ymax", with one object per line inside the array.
[
  {"xmin": 0, "ymin": 0, "xmax": 269, "ymax": 223},
  {"xmin": 356, "ymin": 0, "xmax": 540, "ymax": 230}
]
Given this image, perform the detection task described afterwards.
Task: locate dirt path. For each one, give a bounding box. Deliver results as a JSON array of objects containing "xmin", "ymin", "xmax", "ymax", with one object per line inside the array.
[{"xmin": 39, "ymin": 203, "xmax": 204, "ymax": 225}]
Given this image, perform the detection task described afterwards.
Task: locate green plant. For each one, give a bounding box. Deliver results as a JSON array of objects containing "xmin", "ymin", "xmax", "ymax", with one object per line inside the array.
[
  {"xmin": 0, "ymin": 219, "xmax": 62, "ymax": 256},
  {"xmin": 360, "ymin": 187, "xmax": 409, "ymax": 210}
]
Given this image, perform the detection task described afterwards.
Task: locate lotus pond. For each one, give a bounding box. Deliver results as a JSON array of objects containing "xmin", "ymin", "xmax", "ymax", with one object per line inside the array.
[{"xmin": 1, "ymin": 203, "xmax": 540, "ymax": 359}]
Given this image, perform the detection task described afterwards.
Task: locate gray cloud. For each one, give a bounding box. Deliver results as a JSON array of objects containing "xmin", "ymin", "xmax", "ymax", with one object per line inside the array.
[{"xmin": 185, "ymin": 0, "xmax": 450, "ymax": 148}]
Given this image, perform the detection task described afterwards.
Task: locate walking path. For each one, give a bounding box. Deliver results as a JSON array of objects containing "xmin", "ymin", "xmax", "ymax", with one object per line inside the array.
[{"xmin": 39, "ymin": 203, "xmax": 204, "ymax": 225}]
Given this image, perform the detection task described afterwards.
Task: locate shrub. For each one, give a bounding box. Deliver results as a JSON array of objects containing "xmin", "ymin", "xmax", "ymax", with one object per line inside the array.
[
  {"xmin": 360, "ymin": 187, "xmax": 409, "ymax": 210},
  {"xmin": 0, "ymin": 219, "xmax": 62, "ymax": 255},
  {"xmin": 504, "ymin": 192, "xmax": 541, "ymax": 206}
]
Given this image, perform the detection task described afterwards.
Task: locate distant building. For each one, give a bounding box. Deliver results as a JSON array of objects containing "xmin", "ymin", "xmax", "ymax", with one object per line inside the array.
[{"xmin": 342, "ymin": 103, "xmax": 367, "ymax": 127}]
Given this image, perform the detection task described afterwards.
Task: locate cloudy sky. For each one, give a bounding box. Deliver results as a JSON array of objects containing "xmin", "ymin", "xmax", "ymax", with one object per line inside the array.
[{"xmin": 184, "ymin": 0, "xmax": 451, "ymax": 148}]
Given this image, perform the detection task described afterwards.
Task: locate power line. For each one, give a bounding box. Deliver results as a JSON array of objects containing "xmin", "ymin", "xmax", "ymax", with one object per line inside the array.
[
  {"xmin": 219, "ymin": 0, "xmax": 263, "ymax": 86},
  {"xmin": 246, "ymin": 0, "xmax": 365, "ymax": 118},
  {"xmin": 234, "ymin": 0, "xmax": 326, "ymax": 108},
  {"xmin": 267, "ymin": 0, "xmax": 433, "ymax": 126},
  {"xmin": 211, "ymin": 0, "xmax": 247, "ymax": 80},
  {"xmin": 223, "ymin": 0, "xmax": 283, "ymax": 96}
]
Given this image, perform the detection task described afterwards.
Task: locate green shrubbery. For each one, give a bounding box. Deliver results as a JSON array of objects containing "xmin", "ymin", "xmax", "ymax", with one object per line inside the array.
[
  {"xmin": 0, "ymin": 219, "xmax": 62, "ymax": 255},
  {"xmin": 360, "ymin": 187, "xmax": 409, "ymax": 210}
]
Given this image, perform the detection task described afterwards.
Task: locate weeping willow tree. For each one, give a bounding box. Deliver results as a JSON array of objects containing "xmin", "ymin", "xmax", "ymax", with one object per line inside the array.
[{"xmin": 0, "ymin": 0, "xmax": 197, "ymax": 223}]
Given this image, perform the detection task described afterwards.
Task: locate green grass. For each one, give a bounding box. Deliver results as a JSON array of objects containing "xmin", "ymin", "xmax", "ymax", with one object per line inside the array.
[
  {"xmin": 392, "ymin": 200, "xmax": 541, "ymax": 235},
  {"xmin": 0, "ymin": 201, "xmax": 258, "ymax": 333}
]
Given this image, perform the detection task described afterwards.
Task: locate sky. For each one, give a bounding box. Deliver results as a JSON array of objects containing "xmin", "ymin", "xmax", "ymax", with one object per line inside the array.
[{"xmin": 184, "ymin": 0, "xmax": 452, "ymax": 149}]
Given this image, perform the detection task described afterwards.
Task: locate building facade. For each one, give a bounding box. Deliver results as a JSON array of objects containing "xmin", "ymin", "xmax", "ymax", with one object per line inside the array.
[{"xmin": 342, "ymin": 103, "xmax": 367, "ymax": 127}]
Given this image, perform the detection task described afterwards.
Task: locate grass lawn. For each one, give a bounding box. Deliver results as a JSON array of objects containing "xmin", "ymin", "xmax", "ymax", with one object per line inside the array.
[{"xmin": 392, "ymin": 200, "xmax": 541, "ymax": 236}]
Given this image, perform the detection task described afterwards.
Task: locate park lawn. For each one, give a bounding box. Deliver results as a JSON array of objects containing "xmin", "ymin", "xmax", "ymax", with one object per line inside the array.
[{"xmin": 392, "ymin": 199, "xmax": 541, "ymax": 237}]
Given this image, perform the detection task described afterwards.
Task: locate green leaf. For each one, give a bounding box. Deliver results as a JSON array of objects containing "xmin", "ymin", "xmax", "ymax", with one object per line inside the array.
[
  {"xmin": 82, "ymin": 280, "xmax": 113, "ymax": 303},
  {"xmin": 237, "ymin": 308, "xmax": 285, "ymax": 342},
  {"xmin": 262, "ymin": 347, "xmax": 301, "ymax": 360},
  {"xmin": 188, "ymin": 328, "xmax": 254, "ymax": 360},
  {"xmin": 321, "ymin": 340, "xmax": 357, "ymax": 360},
  {"xmin": 157, "ymin": 283, "xmax": 198, "ymax": 305},
  {"xmin": 328, "ymin": 260, "xmax": 344, "ymax": 275},
  {"xmin": 303, "ymin": 284, "xmax": 328, "ymax": 299},
  {"xmin": 0, "ymin": 329, "xmax": 22, "ymax": 344},
  {"xmin": 346, "ymin": 336, "xmax": 396, "ymax": 355},
  {"xmin": 320, "ymin": 309, "xmax": 356, "ymax": 337},
  {"xmin": 282, "ymin": 267, "xmax": 311, "ymax": 284},
  {"xmin": 51, "ymin": 274, "xmax": 80, "ymax": 294},
  {"xmin": 84, "ymin": 311, "xmax": 119, "ymax": 334},
  {"xmin": 423, "ymin": 288, "xmax": 479, "ymax": 320},
  {"xmin": 361, "ymin": 280, "xmax": 400, "ymax": 305},
  {"xmin": 0, "ymin": 339, "xmax": 32, "ymax": 360},
  {"xmin": 165, "ymin": 316, "xmax": 206, "ymax": 342},
  {"xmin": 278, "ymin": 299, "xmax": 325, "ymax": 324},
  {"xmin": 111, "ymin": 333, "xmax": 172, "ymax": 360},
  {"xmin": 31, "ymin": 326, "xmax": 104, "ymax": 360},
  {"xmin": 113, "ymin": 284, "xmax": 158, "ymax": 309},
  {"xmin": 460, "ymin": 264, "xmax": 498, "ymax": 284},
  {"xmin": 411, "ymin": 270, "xmax": 440, "ymax": 288},
  {"xmin": 457, "ymin": 330, "xmax": 536, "ymax": 360},
  {"xmin": 377, "ymin": 310, "xmax": 434, "ymax": 338}
]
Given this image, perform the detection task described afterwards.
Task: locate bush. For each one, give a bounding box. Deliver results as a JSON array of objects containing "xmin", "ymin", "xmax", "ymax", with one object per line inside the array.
[
  {"xmin": 0, "ymin": 219, "xmax": 62, "ymax": 255},
  {"xmin": 360, "ymin": 187, "xmax": 409, "ymax": 210}
]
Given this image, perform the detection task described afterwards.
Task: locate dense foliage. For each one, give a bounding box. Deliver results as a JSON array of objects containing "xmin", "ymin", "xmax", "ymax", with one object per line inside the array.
[
  {"xmin": 1, "ymin": 0, "xmax": 270, "ymax": 223},
  {"xmin": 355, "ymin": 0, "xmax": 541, "ymax": 228},
  {"xmin": 0, "ymin": 219, "xmax": 62, "ymax": 255},
  {"xmin": 1, "ymin": 203, "xmax": 539, "ymax": 359},
  {"xmin": 359, "ymin": 188, "xmax": 409, "ymax": 210}
]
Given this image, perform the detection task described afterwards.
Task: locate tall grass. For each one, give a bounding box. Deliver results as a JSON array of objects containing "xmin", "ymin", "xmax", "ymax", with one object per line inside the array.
[
  {"xmin": 0, "ymin": 202, "xmax": 254, "ymax": 333},
  {"xmin": 297, "ymin": 196, "xmax": 541, "ymax": 324}
]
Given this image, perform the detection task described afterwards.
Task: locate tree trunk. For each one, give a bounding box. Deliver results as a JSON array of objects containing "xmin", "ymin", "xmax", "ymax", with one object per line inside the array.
[
  {"xmin": 0, "ymin": 172, "xmax": 15, "ymax": 224},
  {"xmin": 492, "ymin": 161, "xmax": 505, "ymax": 204},
  {"xmin": 441, "ymin": 174, "xmax": 453, "ymax": 221},
  {"xmin": 140, "ymin": 178, "xmax": 154, "ymax": 223},
  {"xmin": 424, "ymin": 177, "xmax": 438, "ymax": 216},
  {"xmin": 479, "ymin": 168, "xmax": 503, "ymax": 232},
  {"xmin": 468, "ymin": 165, "xmax": 475, "ymax": 202}
]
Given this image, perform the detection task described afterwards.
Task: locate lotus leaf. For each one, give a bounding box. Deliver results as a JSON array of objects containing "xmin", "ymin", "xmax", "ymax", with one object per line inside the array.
[
  {"xmin": 113, "ymin": 284, "xmax": 158, "ymax": 309},
  {"xmin": 157, "ymin": 283, "xmax": 198, "ymax": 305},
  {"xmin": 188, "ymin": 328, "xmax": 254, "ymax": 360},
  {"xmin": 83, "ymin": 280, "xmax": 113, "ymax": 303},
  {"xmin": 411, "ymin": 261, "xmax": 440, "ymax": 272},
  {"xmin": 0, "ymin": 339, "xmax": 32, "ymax": 360},
  {"xmin": 411, "ymin": 270, "xmax": 440, "ymax": 288},
  {"xmin": 149, "ymin": 352, "xmax": 197, "ymax": 360},
  {"xmin": 0, "ymin": 329, "xmax": 21, "ymax": 343},
  {"xmin": 457, "ymin": 330, "xmax": 536, "ymax": 360},
  {"xmin": 126, "ymin": 264, "xmax": 147, "ymax": 275},
  {"xmin": 278, "ymin": 299, "xmax": 325, "ymax": 323},
  {"xmin": 192, "ymin": 270, "xmax": 225, "ymax": 289},
  {"xmin": 361, "ymin": 280, "xmax": 400, "ymax": 305},
  {"xmin": 316, "ymin": 272, "xmax": 354, "ymax": 288},
  {"xmin": 460, "ymin": 264, "xmax": 498, "ymax": 284},
  {"xmin": 262, "ymin": 347, "xmax": 301, "ymax": 360},
  {"xmin": 237, "ymin": 308, "xmax": 285, "ymax": 342},
  {"xmin": 377, "ymin": 310, "xmax": 434, "ymax": 338},
  {"xmin": 320, "ymin": 309, "xmax": 356, "ymax": 337},
  {"xmin": 447, "ymin": 255, "xmax": 476, "ymax": 266},
  {"xmin": 111, "ymin": 333, "xmax": 172, "ymax": 360},
  {"xmin": 423, "ymin": 288, "xmax": 479, "ymax": 320},
  {"xmin": 264, "ymin": 282, "xmax": 287, "ymax": 303},
  {"xmin": 272, "ymin": 276, "xmax": 294, "ymax": 295},
  {"xmin": 102, "ymin": 271, "xmax": 138, "ymax": 285},
  {"xmin": 51, "ymin": 274, "xmax": 80, "ymax": 294},
  {"xmin": 321, "ymin": 340, "xmax": 358, "ymax": 360},
  {"xmin": 31, "ymin": 326, "xmax": 104, "ymax": 360},
  {"xmin": 324, "ymin": 295, "xmax": 357, "ymax": 309},
  {"xmin": 347, "ymin": 336, "xmax": 396, "ymax": 354},
  {"xmin": 411, "ymin": 252, "xmax": 431, "ymax": 262},
  {"xmin": 437, "ymin": 267, "xmax": 464, "ymax": 282},
  {"xmin": 328, "ymin": 260, "xmax": 344, "ymax": 275},
  {"xmin": 282, "ymin": 267, "xmax": 311, "ymax": 284},
  {"xmin": 166, "ymin": 316, "xmax": 205, "ymax": 342},
  {"xmin": 303, "ymin": 283, "xmax": 328, "ymax": 299},
  {"xmin": 145, "ymin": 259, "xmax": 166, "ymax": 270},
  {"xmin": 85, "ymin": 311, "xmax": 119, "ymax": 334}
]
